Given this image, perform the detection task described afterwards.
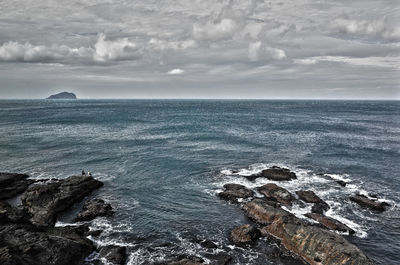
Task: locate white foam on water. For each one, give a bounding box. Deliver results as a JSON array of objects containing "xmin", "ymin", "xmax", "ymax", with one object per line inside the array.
[
  {"xmin": 282, "ymin": 204, "xmax": 314, "ymax": 221},
  {"xmin": 325, "ymin": 208, "xmax": 369, "ymax": 238},
  {"xmin": 326, "ymin": 173, "xmax": 351, "ymax": 182},
  {"xmin": 55, "ymin": 221, "xmax": 79, "ymax": 227}
]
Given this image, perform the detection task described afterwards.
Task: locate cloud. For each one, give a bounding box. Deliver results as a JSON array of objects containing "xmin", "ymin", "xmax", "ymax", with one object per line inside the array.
[
  {"xmin": 167, "ymin": 68, "xmax": 184, "ymax": 75},
  {"xmin": 148, "ymin": 38, "xmax": 197, "ymax": 51},
  {"xmin": 193, "ymin": 19, "xmax": 238, "ymax": 41},
  {"xmin": 248, "ymin": 42, "xmax": 286, "ymax": 62},
  {"xmin": 332, "ymin": 17, "xmax": 400, "ymax": 42},
  {"xmin": 293, "ymin": 58, "xmax": 317, "ymax": 65},
  {"xmin": 93, "ymin": 33, "xmax": 137, "ymax": 62},
  {"xmin": 0, "ymin": 33, "xmax": 139, "ymax": 63},
  {"xmin": 248, "ymin": 41, "xmax": 262, "ymax": 61}
]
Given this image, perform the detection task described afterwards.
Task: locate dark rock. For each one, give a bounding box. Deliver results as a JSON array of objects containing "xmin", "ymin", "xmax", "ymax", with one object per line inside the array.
[
  {"xmin": 203, "ymin": 252, "xmax": 231, "ymax": 265},
  {"xmin": 74, "ymin": 198, "xmax": 114, "ymax": 222},
  {"xmin": 311, "ymin": 203, "xmax": 330, "ymax": 214},
  {"xmin": 199, "ymin": 239, "xmax": 218, "ymax": 249},
  {"xmin": 21, "ymin": 175, "xmax": 103, "ymax": 226},
  {"xmin": 167, "ymin": 259, "xmax": 203, "ymax": 265},
  {"xmin": 46, "ymin": 92, "xmax": 77, "ymax": 99},
  {"xmin": 98, "ymin": 245, "xmax": 127, "ymax": 265},
  {"xmin": 243, "ymin": 173, "xmax": 261, "ymax": 181},
  {"xmin": 336, "ymin": 180, "xmax": 347, "ymax": 187},
  {"xmin": 0, "ymin": 223, "xmax": 94, "ymax": 265},
  {"xmin": 350, "ymin": 194, "xmax": 388, "ymax": 212},
  {"xmin": 229, "ymin": 224, "xmax": 260, "ymax": 246},
  {"xmin": 0, "ymin": 173, "xmax": 33, "ymax": 200},
  {"xmin": 257, "ymin": 183, "xmax": 295, "ymax": 206},
  {"xmin": 245, "ymin": 199, "xmax": 373, "ymax": 265},
  {"xmin": 260, "ymin": 167, "xmax": 297, "ymax": 181},
  {"xmin": 305, "ymin": 213, "xmax": 355, "ymax": 235},
  {"xmin": 86, "ymin": 229, "xmax": 103, "ymax": 237},
  {"xmin": 217, "ymin": 184, "xmax": 253, "ymax": 203},
  {"xmin": 0, "ymin": 201, "xmax": 30, "ymax": 224}
]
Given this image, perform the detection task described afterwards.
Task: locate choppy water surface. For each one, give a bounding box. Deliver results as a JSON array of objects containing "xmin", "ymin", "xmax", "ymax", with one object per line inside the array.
[{"xmin": 0, "ymin": 100, "xmax": 399, "ymax": 264}]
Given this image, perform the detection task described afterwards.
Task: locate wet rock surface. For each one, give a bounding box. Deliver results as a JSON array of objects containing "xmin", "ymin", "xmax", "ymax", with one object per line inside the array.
[
  {"xmin": 217, "ymin": 183, "xmax": 253, "ymax": 203},
  {"xmin": 296, "ymin": 190, "xmax": 330, "ymax": 214},
  {"xmin": 245, "ymin": 166, "xmax": 297, "ymax": 181},
  {"xmin": 230, "ymin": 224, "xmax": 260, "ymax": 246},
  {"xmin": 350, "ymin": 194, "xmax": 389, "ymax": 212},
  {"xmin": 97, "ymin": 245, "xmax": 127, "ymax": 265},
  {"xmin": 0, "ymin": 173, "xmax": 33, "ymax": 200},
  {"xmin": 257, "ymin": 183, "xmax": 295, "ymax": 206},
  {"xmin": 21, "ymin": 175, "xmax": 103, "ymax": 226},
  {"xmin": 74, "ymin": 198, "xmax": 114, "ymax": 222},
  {"xmin": 305, "ymin": 213, "xmax": 355, "ymax": 235}
]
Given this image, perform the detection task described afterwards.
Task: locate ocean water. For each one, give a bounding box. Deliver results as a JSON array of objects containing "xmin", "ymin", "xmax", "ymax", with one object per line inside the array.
[{"xmin": 0, "ymin": 99, "xmax": 399, "ymax": 264}]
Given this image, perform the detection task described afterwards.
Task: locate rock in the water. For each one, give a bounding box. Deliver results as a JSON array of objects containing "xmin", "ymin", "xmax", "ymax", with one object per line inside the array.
[
  {"xmin": 167, "ymin": 259, "xmax": 203, "ymax": 265},
  {"xmin": 336, "ymin": 180, "xmax": 347, "ymax": 187},
  {"xmin": 0, "ymin": 172, "xmax": 33, "ymax": 200},
  {"xmin": 245, "ymin": 199, "xmax": 373, "ymax": 265},
  {"xmin": 217, "ymin": 183, "xmax": 253, "ymax": 203},
  {"xmin": 305, "ymin": 213, "xmax": 355, "ymax": 235},
  {"xmin": 350, "ymin": 194, "xmax": 388, "ymax": 212},
  {"xmin": 98, "ymin": 245, "xmax": 127, "ymax": 265},
  {"xmin": 243, "ymin": 199, "xmax": 293, "ymax": 225},
  {"xmin": 0, "ymin": 223, "xmax": 94, "ymax": 265},
  {"xmin": 230, "ymin": 224, "xmax": 260, "ymax": 246},
  {"xmin": 198, "ymin": 239, "xmax": 218, "ymax": 249},
  {"xmin": 296, "ymin": 190, "xmax": 330, "ymax": 214},
  {"xmin": 260, "ymin": 166, "xmax": 297, "ymax": 181},
  {"xmin": 21, "ymin": 175, "xmax": 103, "ymax": 226},
  {"xmin": 74, "ymin": 198, "xmax": 114, "ymax": 222},
  {"xmin": 46, "ymin": 92, "xmax": 77, "ymax": 99},
  {"xmin": 257, "ymin": 183, "xmax": 295, "ymax": 206},
  {"xmin": 311, "ymin": 203, "xmax": 330, "ymax": 214},
  {"xmin": 203, "ymin": 252, "xmax": 231, "ymax": 265}
]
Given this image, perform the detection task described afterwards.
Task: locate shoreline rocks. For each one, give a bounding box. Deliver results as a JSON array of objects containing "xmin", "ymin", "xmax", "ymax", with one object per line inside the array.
[
  {"xmin": 0, "ymin": 173, "xmax": 34, "ymax": 200},
  {"xmin": 217, "ymin": 184, "xmax": 253, "ymax": 203},
  {"xmin": 74, "ymin": 198, "xmax": 114, "ymax": 222},
  {"xmin": 350, "ymin": 194, "xmax": 389, "ymax": 212},
  {"xmin": 229, "ymin": 224, "xmax": 260, "ymax": 246},
  {"xmin": 257, "ymin": 183, "xmax": 295, "ymax": 206},
  {"xmin": 245, "ymin": 166, "xmax": 297, "ymax": 181},
  {"xmin": 296, "ymin": 190, "xmax": 330, "ymax": 214}
]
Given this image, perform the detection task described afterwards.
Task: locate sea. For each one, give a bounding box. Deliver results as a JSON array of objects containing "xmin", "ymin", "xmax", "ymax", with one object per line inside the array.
[{"xmin": 0, "ymin": 99, "xmax": 399, "ymax": 265}]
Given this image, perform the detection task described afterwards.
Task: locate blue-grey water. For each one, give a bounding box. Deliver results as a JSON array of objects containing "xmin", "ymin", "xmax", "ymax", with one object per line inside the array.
[{"xmin": 0, "ymin": 100, "xmax": 399, "ymax": 264}]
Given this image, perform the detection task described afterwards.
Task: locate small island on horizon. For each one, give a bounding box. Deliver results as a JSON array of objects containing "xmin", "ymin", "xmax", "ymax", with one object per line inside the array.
[{"xmin": 46, "ymin": 92, "xmax": 77, "ymax": 100}]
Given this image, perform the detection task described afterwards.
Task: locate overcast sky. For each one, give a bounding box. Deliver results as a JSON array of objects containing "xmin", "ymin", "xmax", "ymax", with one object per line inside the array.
[{"xmin": 0, "ymin": 0, "xmax": 399, "ymax": 99}]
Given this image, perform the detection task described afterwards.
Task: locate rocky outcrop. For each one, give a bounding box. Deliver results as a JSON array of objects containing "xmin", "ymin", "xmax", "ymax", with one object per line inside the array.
[
  {"xmin": 0, "ymin": 224, "xmax": 95, "ymax": 265},
  {"xmin": 217, "ymin": 184, "xmax": 253, "ymax": 203},
  {"xmin": 305, "ymin": 213, "xmax": 355, "ymax": 235},
  {"xmin": 74, "ymin": 198, "xmax": 114, "ymax": 222},
  {"xmin": 46, "ymin": 92, "xmax": 77, "ymax": 99},
  {"xmin": 350, "ymin": 194, "xmax": 389, "ymax": 212},
  {"xmin": 243, "ymin": 199, "xmax": 373, "ymax": 265},
  {"xmin": 21, "ymin": 175, "xmax": 103, "ymax": 226},
  {"xmin": 0, "ymin": 173, "xmax": 33, "ymax": 200},
  {"xmin": 98, "ymin": 245, "xmax": 127, "ymax": 265},
  {"xmin": 230, "ymin": 224, "xmax": 260, "ymax": 246},
  {"xmin": 257, "ymin": 184, "xmax": 295, "ymax": 206},
  {"xmin": 246, "ymin": 166, "xmax": 296, "ymax": 181},
  {"xmin": 296, "ymin": 190, "xmax": 330, "ymax": 214},
  {"xmin": 0, "ymin": 201, "xmax": 30, "ymax": 224}
]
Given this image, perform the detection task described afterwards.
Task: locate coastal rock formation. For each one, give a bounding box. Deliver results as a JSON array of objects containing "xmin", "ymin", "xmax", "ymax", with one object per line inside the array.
[
  {"xmin": 98, "ymin": 245, "xmax": 127, "ymax": 265},
  {"xmin": 257, "ymin": 183, "xmax": 295, "ymax": 206},
  {"xmin": 0, "ymin": 223, "xmax": 95, "ymax": 265},
  {"xmin": 74, "ymin": 198, "xmax": 114, "ymax": 222},
  {"xmin": 350, "ymin": 194, "xmax": 389, "ymax": 212},
  {"xmin": 245, "ymin": 166, "xmax": 296, "ymax": 181},
  {"xmin": 0, "ymin": 201, "xmax": 30, "ymax": 224},
  {"xmin": 243, "ymin": 199, "xmax": 373, "ymax": 265},
  {"xmin": 305, "ymin": 213, "xmax": 355, "ymax": 235},
  {"xmin": 21, "ymin": 175, "xmax": 103, "ymax": 226},
  {"xmin": 230, "ymin": 224, "xmax": 260, "ymax": 246},
  {"xmin": 0, "ymin": 172, "xmax": 33, "ymax": 200},
  {"xmin": 46, "ymin": 92, "xmax": 77, "ymax": 99},
  {"xmin": 217, "ymin": 183, "xmax": 254, "ymax": 203},
  {"xmin": 296, "ymin": 190, "xmax": 330, "ymax": 214}
]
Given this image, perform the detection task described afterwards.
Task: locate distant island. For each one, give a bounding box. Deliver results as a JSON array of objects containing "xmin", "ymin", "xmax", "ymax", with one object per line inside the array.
[{"xmin": 46, "ymin": 92, "xmax": 77, "ymax": 99}]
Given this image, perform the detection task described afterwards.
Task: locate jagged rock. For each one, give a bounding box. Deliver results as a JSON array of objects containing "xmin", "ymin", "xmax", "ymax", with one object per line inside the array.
[
  {"xmin": 257, "ymin": 183, "xmax": 295, "ymax": 206},
  {"xmin": 21, "ymin": 175, "xmax": 103, "ymax": 226},
  {"xmin": 0, "ymin": 223, "xmax": 94, "ymax": 265},
  {"xmin": 260, "ymin": 166, "xmax": 297, "ymax": 181},
  {"xmin": 350, "ymin": 194, "xmax": 389, "ymax": 212},
  {"xmin": 230, "ymin": 224, "xmax": 260, "ymax": 246},
  {"xmin": 0, "ymin": 173, "xmax": 33, "ymax": 200},
  {"xmin": 0, "ymin": 201, "xmax": 31, "ymax": 224},
  {"xmin": 296, "ymin": 190, "xmax": 330, "ymax": 214},
  {"xmin": 203, "ymin": 252, "xmax": 231, "ymax": 265},
  {"xmin": 217, "ymin": 183, "xmax": 253, "ymax": 203},
  {"xmin": 305, "ymin": 213, "xmax": 355, "ymax": 235},
  {"xmin": 74, "ymin": 198, "xmax": 114, "ymax": 222},
  {"xmin": 198, "ymin": 239, "xmax": 218, "ymax": 249},
  {"xmin": 98, "ymin": 245, "xmax": 127, "ymax": 265},
  {"xmin": 167, "ymin": 259, "xmax": 203, "ymax": 265},
  {"xmin": 336, "ymin": 180, "xmax": 347, "ymax": 187},
  {"xmin": 244, "ymin": 199, "xmax": 374, "ymax": 265},
  {"xmin": 311, "ymin": 203, "xmax": 330, "ymax": 214}
]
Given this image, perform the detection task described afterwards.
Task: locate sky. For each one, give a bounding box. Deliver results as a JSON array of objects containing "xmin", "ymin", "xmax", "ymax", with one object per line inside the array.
[{"xmin": 0, "ymin": 0, "xmax": 399, "ymax": 99}]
